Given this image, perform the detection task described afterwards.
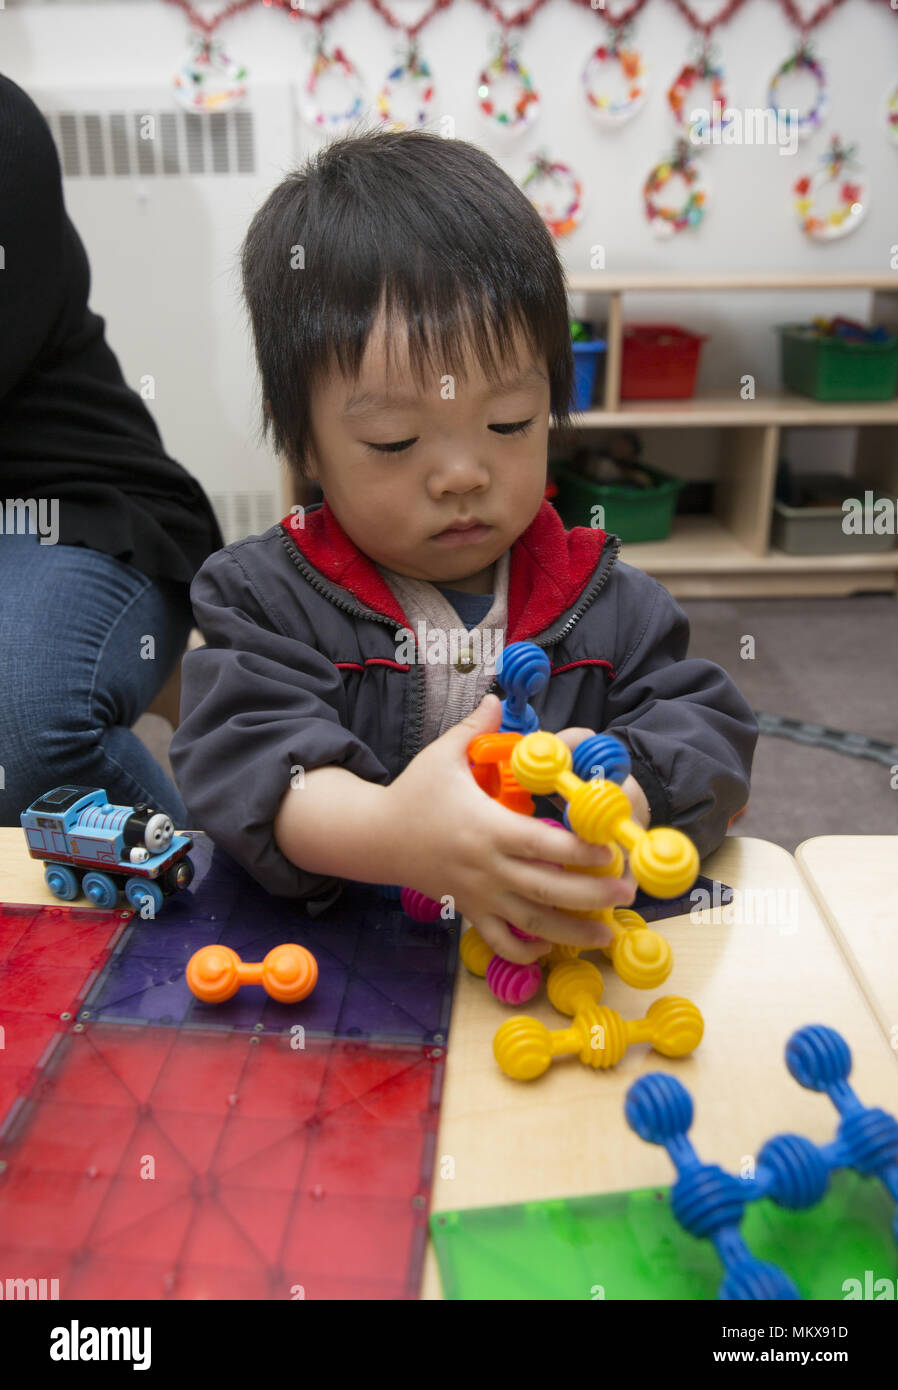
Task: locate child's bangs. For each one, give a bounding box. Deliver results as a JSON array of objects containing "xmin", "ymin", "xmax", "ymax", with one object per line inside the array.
[{"xmin": 330, "ymin": 273, "xmax": 543, "ymax": 398}]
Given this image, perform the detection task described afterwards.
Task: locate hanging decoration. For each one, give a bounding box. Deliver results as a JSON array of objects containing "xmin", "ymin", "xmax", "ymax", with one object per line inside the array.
[
  {"xmin": 884, "ymin": 78, "xmax": 898, "ymax": 148},
  {"xmin": 173, "ymin": 32, "xmax": 248, "ymax": 113},
  {"xmin": 520, "ymin": 152, "xmax": 583, "ymax": 237},
  {"xmin": 376, "ymin": 44, "xmax": 437, "ymax": 129},
  {"xmin": 643, "ymin": 138, "xmax": 709, "ymax": 238},
  {"xmin": 667, "ymin": 41, "xmax": 732, "ymax": 143},
  {"xmin": 477, "ymin": 34, "xmax": 540, "ymax": 136},
  {"xmin": 766, "ymin": 41, "xmax": 828, "ymax": 141},
  {"xmin": 582, "ymin": 23, "xmax": 649, "ymax": 127},
  {"xmin": 792, "ymin": 134, "xmax": 868, "ymax": 240},
  {"xmin": 368, "ymin": 0, "xmax": 450, "ymax": 129},
  {"xmin": 298, "ymin": 31, "xmax": 366, "ymax": 132}
]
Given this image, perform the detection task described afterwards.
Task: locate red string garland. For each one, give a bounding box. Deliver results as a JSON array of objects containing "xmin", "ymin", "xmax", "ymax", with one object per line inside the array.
[
  {"xmin": 160, "ymin": 0, "xmax": 896, "ymax": 39},
  {"xmin": 366, "ymin": 0, "xmax": 453, "ymax": 38},
  {"xmin": 667, "ymin": 0, "xmax": 746, "ymax": 35},
  {"xmin": 470, "ymin": 0, "xmax": 552, "ymax": 31},
  {"xmin": 779, "ymin": 0, "xmax": 849, "ymax": 32}
]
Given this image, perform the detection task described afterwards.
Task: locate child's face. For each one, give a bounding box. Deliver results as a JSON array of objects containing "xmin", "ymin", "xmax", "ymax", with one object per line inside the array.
[{"xmin": 305, "ymin": 313, "xmax": 551, "ymax": 593}]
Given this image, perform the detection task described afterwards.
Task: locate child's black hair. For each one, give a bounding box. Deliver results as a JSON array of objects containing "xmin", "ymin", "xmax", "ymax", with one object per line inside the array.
[{"xmin": 240, "ymin": 127, "xmax": 574, "ymax": 477}]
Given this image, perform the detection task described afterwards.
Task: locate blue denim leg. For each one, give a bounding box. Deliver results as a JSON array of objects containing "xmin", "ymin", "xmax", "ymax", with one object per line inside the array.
[{"xmin": 0, "ymin": 533, "xmax": 193, "ymax": 826}]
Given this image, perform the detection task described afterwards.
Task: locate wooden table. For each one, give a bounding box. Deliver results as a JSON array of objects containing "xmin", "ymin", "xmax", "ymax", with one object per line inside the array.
[
  {"xmin": 420, "ymin": 835, "xmax": 898, "ymax": 1297},
  {"xmin": 2, "ymin": 830, "xmax": 895, "ymax": 1301},
  {"xmin": 796, "ymin": 835, "xmax": 898, "ymax": 1053}
]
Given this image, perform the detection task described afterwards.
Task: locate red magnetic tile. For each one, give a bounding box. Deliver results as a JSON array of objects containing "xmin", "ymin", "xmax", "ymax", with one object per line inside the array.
[
  {"xmin": 38, "ymin": 1033, "xmax": 147, "ymax": 1109},
  {"xmin": 0, "ymin": 1024, "xmax": 441, "ymax": 1299},
  {"xmin": 0, "ymin": 904, "xmax": 130, "ymax": 1130},
  {"xmin": 302, "ymin": 1121, "xmax": 427, "ymax": 1199},
  {"xmin": 10, "ymin": 1101, "xmax": 135, "ymax": 1177},
  {"xmin": 0, "ymin": 961, "xmax": 95, "ymax": 1016},
  {"xmin": 318, "ymin": 1045, "xmax": 437, "ymax": 1126},
  {"xmin": 12, "ymin": 908, "xmax": 128, "ymax": 967},
  {"xmin": 212, "ymin": 1116, "xmax": 310, "ymax": 1191},
  {"xmin": 0, "ymin": 1168, "xmax": 112, "ymax": 1251},
  {"xmin": 65, "ymin": 1257, "xmax": 175, "ymax": 1301},
  {"xmin": 167, "ymin": 1265, "xmax": 275, "ymax": 1301},
  {"xmin": 0, "ymin": 908, "xmax": 33, "ymax": 959},
  {"xmin": 231, "ymin": 1041, "xmax": 329, "ymax": 1120},
  {"xmin": 88, "ymin": 1179, "xmax": 195, "ymax": 1260},
  {"xmin": 0, "ymin": 1009, "xmax": 66, "ymax": 1069},
  {"xmin": 296, "ymin": 1276, "xmax": 412, "ymax": 1300},
  {"xmin": 0, "ymin": 1070, "xmax": 32, "ymax": 1127},
  {"xmin": 116, "ymin": 1111, "xmax": 223, "ymax": 1183},
  {"xmin": 149, "ymin": 1032, "xmax": 250, "ymax": 1115},
  {"xmin": 283, "ymin": 1193, "xmax": 420, "ymax": 1283},
  {"xmin": 180, "ymin": 1186, "xmax": 295, "ymax": 1270}
]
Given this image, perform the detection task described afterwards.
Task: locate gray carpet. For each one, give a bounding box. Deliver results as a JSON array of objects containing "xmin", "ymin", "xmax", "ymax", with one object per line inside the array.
[
  {"xmin": 134, "ymin": 595, "xmax": 898, "ymax": 854},
  {"xmin": 681, "ymin": 595, "xmax": 898, "ymax": 850}
]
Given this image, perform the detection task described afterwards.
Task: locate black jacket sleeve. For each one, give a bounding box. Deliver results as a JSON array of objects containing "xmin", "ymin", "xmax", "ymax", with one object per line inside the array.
[
  {"xmin": 601, "ymin": 566, "xmax": 758, "ymax": 858},
  {"xmin": 169, "ymin": 546, "xmax": 391, "ymax": 904}
]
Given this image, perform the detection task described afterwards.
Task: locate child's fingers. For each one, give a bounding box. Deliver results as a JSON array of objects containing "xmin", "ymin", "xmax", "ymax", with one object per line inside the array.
[
  {"xmin": 500, "ymin": 814, "xmax": 619, "ymax": 871},
  {"xmin": 501, "ymin": 856, "xmax": 635, "ymax": 918},
  {"xmin": 471, "ymin": 914, "xmax": 552, "ymax": 964},
  {"xmin": 494, "ymin": 892, "xmax": 617, "ymax": 950}
]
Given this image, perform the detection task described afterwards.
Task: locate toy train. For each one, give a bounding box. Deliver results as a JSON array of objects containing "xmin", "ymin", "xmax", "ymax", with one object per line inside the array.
[{"xmin": 21, "ymin": 785, "xmax": 194, "ymax": 917}]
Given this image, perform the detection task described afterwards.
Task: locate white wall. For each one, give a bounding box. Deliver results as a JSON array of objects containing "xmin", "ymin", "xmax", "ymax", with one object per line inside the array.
[{"xmin": 3, "ymin": 1, "xmax": 898, "ymax": 514}]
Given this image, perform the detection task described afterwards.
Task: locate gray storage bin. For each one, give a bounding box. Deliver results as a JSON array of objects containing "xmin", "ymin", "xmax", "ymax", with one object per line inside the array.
[{"xmin": 772, "ymin": 496, "xmax": 897, "ymax": 556}]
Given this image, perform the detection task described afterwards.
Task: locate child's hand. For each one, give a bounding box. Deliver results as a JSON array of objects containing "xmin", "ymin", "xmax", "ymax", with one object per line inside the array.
[{"xmin": 382, "ymin": 697, "xmax": 637, "ymax": 965}]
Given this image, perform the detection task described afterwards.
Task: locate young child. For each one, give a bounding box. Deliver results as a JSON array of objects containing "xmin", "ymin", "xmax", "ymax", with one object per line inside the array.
[{"xmin": 169, "ymin": 129, "xmax": 758, "ymax": 968}]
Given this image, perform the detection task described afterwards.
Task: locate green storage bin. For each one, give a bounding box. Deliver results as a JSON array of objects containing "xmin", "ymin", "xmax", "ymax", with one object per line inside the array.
[
  {"xmin": 777, "ymin": 324, "xmax": 898, "ymax": 401},
  {"xmin": 551, "ymin": 464, "xmax": 684, "ymax": 542}
]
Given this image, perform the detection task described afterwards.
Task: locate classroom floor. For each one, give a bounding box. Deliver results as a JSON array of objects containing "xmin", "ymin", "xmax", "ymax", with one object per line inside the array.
[{"xmin": 135, "ymin": 593, "xmax": 898, "ymax": 855}]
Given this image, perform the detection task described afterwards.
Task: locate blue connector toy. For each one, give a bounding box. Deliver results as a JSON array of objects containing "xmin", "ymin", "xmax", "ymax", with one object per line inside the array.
[{"xmin": 625, "ymin": 1024, "xmax": 898, "ymax": 1300}]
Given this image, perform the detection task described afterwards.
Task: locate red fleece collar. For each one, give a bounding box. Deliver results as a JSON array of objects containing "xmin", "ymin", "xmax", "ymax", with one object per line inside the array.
[{"xmin": 280, "ymin": 499, "xmax": 606, "ymax": 642}]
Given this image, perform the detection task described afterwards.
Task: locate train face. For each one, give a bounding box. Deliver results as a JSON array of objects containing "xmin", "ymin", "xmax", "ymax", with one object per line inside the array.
[{"xmin": 21, "ymin": 786, "xmax": 193, "ymax": 899}]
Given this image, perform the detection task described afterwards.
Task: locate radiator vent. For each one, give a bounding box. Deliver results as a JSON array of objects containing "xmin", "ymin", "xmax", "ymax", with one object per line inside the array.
[
  {"xmin": 41, "ymin": 107, "xmax": 256, "ymax": 177},
  {"xmin": 209, "ymin": 491, "xmax": 278, "ymax": 546}
]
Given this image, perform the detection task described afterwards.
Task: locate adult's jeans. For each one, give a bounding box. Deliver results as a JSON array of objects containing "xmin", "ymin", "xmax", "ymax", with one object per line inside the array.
[{"xmin": 0, "ymin": 533, "xmax": 192, "ymax": 827}]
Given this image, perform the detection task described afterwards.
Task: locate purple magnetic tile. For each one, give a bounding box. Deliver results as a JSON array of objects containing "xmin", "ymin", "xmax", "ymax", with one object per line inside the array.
[
  {"xmin": 632, "ymin": 875, "xmax": 733, "ymax": 923},
  {"xmin": 82, "ymin": 835, "xmax": 458, "ymax": 1044},
  {"xmin": 82, "ymin": 953, "xmax": 194, "ymax": 1026}
]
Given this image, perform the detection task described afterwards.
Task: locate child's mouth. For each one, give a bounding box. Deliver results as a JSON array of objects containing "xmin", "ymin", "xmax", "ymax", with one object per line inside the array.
[{"xmin": 432, "ymin": 521, "xmax": 493, "ymax": 546}]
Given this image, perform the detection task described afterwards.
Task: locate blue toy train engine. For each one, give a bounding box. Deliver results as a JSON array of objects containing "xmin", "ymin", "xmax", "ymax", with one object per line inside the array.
[{"xmin": 21, "ymin": 785, "xmax": 194, "ymax": 917}]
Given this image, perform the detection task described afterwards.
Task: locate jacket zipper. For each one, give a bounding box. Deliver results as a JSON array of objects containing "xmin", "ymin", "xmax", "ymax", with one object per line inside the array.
[
  {"xmin": 279, "ymin": 529, "xmax": 427, "ymax": 763},
  {"xmin": 485, "ymin": 537, "xmax": 623, "ymax": 697},
  {"xmin": 281, "ymin": 526, "xmax": 621, "ymax": 756}
]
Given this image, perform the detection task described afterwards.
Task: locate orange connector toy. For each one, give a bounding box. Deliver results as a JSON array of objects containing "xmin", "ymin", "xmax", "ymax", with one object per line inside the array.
[{"xmin": 186, "ymin": 943, "xmax": 318, "ymax": 1004}]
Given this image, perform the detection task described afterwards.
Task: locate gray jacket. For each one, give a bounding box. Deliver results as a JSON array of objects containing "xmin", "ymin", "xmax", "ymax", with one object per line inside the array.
[{"xmin": 170, "ymin": 499, "xmax": 758, "ymax": 908}]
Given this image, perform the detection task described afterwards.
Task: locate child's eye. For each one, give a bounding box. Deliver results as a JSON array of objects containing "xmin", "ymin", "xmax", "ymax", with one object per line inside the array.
[
  {"xmin": 365, "ymin": 438, "xmax": 418, "ymax": 454},
  {"xmin": 490, "ymin": 418, "xmax": 535, "ymax": 435}
]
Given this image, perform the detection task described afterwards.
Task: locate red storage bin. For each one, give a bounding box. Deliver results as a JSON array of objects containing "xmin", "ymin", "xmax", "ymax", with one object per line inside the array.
[{"xmin": 620, "ymin": 323, "xmax": 708, "ymax": 400}]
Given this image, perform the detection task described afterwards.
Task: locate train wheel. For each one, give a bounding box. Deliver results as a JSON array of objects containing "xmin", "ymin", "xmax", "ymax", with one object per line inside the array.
[
  {"xmin": 45, "ymin": 864, "xmax": 80, "ymax": 901},
  {"xmin": 175, "ymin": 855, "xmax": 194, "ymax": 891},
  {"xmin": 159, "ymin": 857, "xmax": 194, "ymax": 896},
  {"xmin": 125, "ymin": 878, "xmax": 165, "ymax": 919},
  {"xmin": 81, "ymin": 871, "xmax": 120, "ymax": 909}
]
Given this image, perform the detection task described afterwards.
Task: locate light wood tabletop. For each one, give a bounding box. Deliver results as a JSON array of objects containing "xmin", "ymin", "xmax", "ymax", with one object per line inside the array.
[
  {"xmin": 795, "ymin": 836, "xmax": 898, "ymax": 1055},
  {"xmin": 420, "ymin": 835, "xmax": 898, "ymax": 1298},
  {"xmin": 2, "ymin": 828, "xmax": 895, "ymax": 1301}
]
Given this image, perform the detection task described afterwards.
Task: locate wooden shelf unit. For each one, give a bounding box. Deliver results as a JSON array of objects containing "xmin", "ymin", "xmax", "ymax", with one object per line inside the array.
[{"xmin": 563, "ymin": 272, "xmax": 898, "ymax": 599}]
